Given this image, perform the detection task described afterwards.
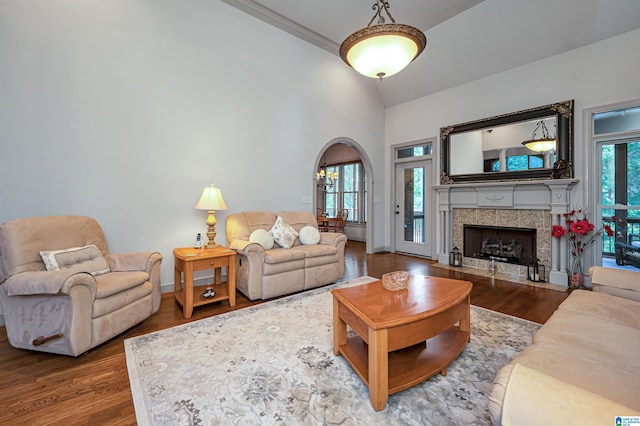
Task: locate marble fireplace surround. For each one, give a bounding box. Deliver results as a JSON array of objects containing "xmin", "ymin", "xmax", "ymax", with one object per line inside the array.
[{"xmin": 436, "ymin": 179, "xmax": 579, "ymax": 287}]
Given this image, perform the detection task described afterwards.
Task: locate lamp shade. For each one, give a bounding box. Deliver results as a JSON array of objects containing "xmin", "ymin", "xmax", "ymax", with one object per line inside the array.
[
  {"xmin": 194, "ymin": 184, "xmax": 227, "ymax": 211},
  {"xmin": 522, "ymin": 119, "xmax": 556, "ymax": 152},
  {"xmin": 340, "ymin": 24, "xmax": 426, "ymax": 80},
  {"xmin": 522, "ymin": 139, "xmax": 556, "ymax": 153}
]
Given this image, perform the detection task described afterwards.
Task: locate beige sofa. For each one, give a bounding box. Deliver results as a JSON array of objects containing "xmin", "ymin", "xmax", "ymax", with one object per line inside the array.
[
  {"xmin": 489, "ymin": 266, "xmax": 640, "ymax": 425},
  {"xmin": 226, "ymin": 211, "xmax": 346, "ymax": 300},
  {"xmin": 0, "ymin": 216, "xmax": 162, "ymax": 356}
]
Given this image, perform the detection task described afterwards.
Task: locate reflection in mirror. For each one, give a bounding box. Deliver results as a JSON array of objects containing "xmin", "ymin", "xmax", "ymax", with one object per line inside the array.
[
  {"xmin": 449, "ymin": 117, "xmax": 556, "ymax": 175},
  {"xmin": 441, "ymin": 100, "xmax": 573, "ymax": 183}
]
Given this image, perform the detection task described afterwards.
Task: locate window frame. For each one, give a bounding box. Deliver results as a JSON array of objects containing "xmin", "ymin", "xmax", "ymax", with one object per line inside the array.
[{"xmin": 322, "ymin": 161, "xmax": 366, "ymax": 223}]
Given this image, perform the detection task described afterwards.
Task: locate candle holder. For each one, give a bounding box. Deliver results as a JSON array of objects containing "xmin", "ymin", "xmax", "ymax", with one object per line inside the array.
[
  {"xmin": 449, "ymin": 246, "xmax": 463, "ymax": 267},
  {"xmin": 527, "ymin": 258, "xmax": 545, "ymax": 282}
]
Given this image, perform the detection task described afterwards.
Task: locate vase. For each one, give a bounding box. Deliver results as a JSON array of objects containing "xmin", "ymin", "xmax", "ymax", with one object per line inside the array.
[{"xmin": 569, "ymin": 255, "xmax": 584, "ymax": 289}]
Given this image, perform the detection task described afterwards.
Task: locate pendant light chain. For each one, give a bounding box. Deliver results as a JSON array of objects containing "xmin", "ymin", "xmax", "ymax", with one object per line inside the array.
[{"xmin": 368, "ymin": 1, "xmax": 396, "ymax": 26}]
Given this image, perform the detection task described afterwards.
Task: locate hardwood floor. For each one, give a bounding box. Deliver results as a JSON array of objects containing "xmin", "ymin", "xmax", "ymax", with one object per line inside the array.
[{"xmin": 0, "ymin": 241, "xmax": 568, "ymax": 424}]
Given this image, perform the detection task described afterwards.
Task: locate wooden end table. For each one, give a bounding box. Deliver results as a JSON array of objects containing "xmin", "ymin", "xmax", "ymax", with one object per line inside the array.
[
  {"xmin": 173, "ymin": 247, "xmax": 236, "ymax": 319},
  {"xmin": 332, "ymin": 274, "xmax": 472, "ymax": 411}
]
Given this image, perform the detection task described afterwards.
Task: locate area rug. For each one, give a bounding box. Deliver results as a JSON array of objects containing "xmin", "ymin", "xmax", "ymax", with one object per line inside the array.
[{"xmin": 125, "ymin": 276, "xmax": 540, "ymax": 425}]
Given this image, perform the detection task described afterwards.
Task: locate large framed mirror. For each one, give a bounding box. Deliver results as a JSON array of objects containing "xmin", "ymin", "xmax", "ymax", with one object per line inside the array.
[{"xmin": 440, "ymin": 100, "xmax": 574, "ymax": 183}]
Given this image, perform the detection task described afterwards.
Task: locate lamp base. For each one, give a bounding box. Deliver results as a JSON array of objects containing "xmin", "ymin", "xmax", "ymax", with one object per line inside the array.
[{"xmin": 204, "ymin": 242, "xmax": 220, "ymax": 249}]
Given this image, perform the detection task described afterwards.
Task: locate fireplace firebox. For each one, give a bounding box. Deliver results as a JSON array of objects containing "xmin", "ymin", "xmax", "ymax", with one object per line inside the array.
[{"xmin": 463, "ymin": 225, "xmax": 537, "ymax": 266}]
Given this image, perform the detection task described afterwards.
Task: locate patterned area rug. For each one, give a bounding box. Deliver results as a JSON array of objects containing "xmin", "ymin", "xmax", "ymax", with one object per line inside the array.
[{"xmin": 125, "ymin": 276, "xmax": 540, "ymax": 425}]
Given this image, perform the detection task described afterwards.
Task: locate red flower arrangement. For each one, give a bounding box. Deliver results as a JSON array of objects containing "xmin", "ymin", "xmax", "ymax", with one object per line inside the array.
[
  {"xmin": 552, "ymin": 208, "xmax": 614, "ymax": 288},
  {"xmin": 551, "ymin": 209, "xmax": 614, "ymax": 256}
]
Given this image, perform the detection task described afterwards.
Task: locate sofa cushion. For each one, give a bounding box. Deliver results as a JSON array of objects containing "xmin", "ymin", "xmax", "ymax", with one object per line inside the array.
[
  {"xmin": 94, "ymin": 271, "xmax": 149, "ymax": 299},
  {"xmin": 93, "ymin": 281, "xmax": 153, "ymax": 318},
  {"xmin": 270, "ymin": 216, "xmax": 298, "ymax": 249},
  {"xmin": 498, "ymin": 363, "xmax": 636, "ymax": 426},
  {"xmin": 226, "ymin": 211, "xmax": 276, "ymax": 243},
  {"xmin": 40, "ymin": 245, "xmax": 110, "ymax": 276},
  {"xmin": 249, "ymin": 229, "xmax": 275, "ymax": 250},
  {"xmin": 299, "ymin": 226, "xmax": 320, "ymax": 245},
  {"xmin": 503, "ymin": 341, "xmax": 640, "ymax": 413},
  {"xmin": 557, "ymin": 289, "xmax": 640, "ymax": 329},
  {"xmin": 532, "ymin": 309, "xmax": 640, "ymax": 373},
  {"xmin": 0, "ymin": 216, "xmax": 108, "ymax": 280},
  {"xmin": 263, "ymin": 247, "xmax": 306, "ymax": 264}
]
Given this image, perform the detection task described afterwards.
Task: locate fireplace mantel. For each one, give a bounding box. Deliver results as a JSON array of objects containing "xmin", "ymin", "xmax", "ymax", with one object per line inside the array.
[{"xmin": 435, "ymin": 179, "xmax": 579, "ymax": 287}]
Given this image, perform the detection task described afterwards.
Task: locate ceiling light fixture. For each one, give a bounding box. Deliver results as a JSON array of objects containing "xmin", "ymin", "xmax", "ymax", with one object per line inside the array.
[
  {"xmin": 316, "ymin": 162, "xmax": 338, "ymax": 191},
  {"xmin": 340, "ymin": 0, "xmax": 426, "ymax": 81},
  {"xmin": 522, "ymin": 120, "xmax": 556, "ymax": 152}
]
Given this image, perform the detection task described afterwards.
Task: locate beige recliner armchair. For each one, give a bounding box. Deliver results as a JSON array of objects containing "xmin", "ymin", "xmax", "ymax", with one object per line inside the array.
[{"xmin": 0, "ymin": 216, "xmax": 162, "ymax": 356}]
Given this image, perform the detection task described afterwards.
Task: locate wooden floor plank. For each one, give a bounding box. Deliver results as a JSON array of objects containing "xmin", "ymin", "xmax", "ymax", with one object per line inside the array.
[{"xmin": 0, "ymin": 242, "xmax": 568, "ymax": 424}]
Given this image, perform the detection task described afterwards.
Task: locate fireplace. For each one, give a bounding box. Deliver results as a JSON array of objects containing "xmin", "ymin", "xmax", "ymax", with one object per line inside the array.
[
  {"xmin": 463, "ymin": 225, "xmax": 536, "ymax": 266},
  {"xmin": 436, "ymin": 179, "xmax": 578, "ymax": 287}
]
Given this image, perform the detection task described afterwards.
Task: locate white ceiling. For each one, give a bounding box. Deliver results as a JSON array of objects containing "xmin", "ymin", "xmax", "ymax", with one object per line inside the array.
[{"xmin": 222, "ymin": 0, "xmax": 640, "ymax": 107}]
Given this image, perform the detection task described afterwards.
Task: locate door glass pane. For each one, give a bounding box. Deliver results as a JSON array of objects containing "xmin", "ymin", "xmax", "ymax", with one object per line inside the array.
[
  {"xmin": 403, "ymin": 167, "xmax": 424, "ymax": 243},
  {"xmin": 600, "ymin": 141, "xmax": 640, "ymax": 256}
]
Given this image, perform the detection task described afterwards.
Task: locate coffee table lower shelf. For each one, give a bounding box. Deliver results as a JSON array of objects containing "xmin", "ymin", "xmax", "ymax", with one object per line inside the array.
[{"xmin": 338, "ymin": 327, "xmax": 469, "ymax": 394}]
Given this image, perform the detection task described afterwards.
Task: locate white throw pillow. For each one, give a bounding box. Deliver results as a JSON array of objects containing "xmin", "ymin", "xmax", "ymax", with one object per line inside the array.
[
  {"xmin": 40, "ymin": 244, "xmax": 110, "ymax": 276},
  {"xmin": 270, "ymin": 216, "xmax": 299, "ymax": 249},
  {"xmin": 299, "ymin": 226, "xmax": 320, "ymax": 245},
  {"xmin": 249, "ymin": 229, "xmax": 275, "ymax": 250}
]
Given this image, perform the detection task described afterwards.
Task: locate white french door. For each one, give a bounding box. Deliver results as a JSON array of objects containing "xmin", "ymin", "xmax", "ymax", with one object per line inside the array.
[{"xmin": 394, "ymin": 159, "xmax": 433, "ymax": 257}]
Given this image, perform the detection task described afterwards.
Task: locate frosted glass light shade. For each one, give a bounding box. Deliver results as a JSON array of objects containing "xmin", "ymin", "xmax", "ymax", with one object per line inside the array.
[
  {"xmin": 522, "ymin": 139, "xmax": 556, "ymax": 152},
  {"xmin": 340, "ymin": 24, "xmax": 426, "ymax": 80},
  {"xmin": 194, "ymin": 184, "xmax": 227, "ymax": 211}
]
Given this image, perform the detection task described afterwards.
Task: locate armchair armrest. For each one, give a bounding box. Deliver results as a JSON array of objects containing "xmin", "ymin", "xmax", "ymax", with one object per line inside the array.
[
  {"xmin": 2, "ymin": 270, "xmax": 96, "ymax": 297},
  {"xmin": 106, "ymin": 252, "xmax": 162, "ymax": 274},
  {"xmin": 319, "ymin": 232, "xmax": 347, "ymax": 247}
]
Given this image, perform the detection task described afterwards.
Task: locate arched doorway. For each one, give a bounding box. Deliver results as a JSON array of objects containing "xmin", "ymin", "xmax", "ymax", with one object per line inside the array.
[{"xmin": 314, "ymin": 138, "xmax": 374, "ymax": 254}]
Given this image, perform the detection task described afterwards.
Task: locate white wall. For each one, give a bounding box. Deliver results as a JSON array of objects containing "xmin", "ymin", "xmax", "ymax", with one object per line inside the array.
[
  {"xmin": 0, "ymin": 0, "xmax": 386, "ymax": 302},
  {"xmin": 385, "ymin": 28, "xmax": 640, "ymax": 253}
]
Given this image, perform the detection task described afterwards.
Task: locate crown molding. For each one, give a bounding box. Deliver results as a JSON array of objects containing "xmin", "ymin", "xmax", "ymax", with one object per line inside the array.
[{"xmin": 220, "ymin": 0, "xmax": 340, "ymax": 55}]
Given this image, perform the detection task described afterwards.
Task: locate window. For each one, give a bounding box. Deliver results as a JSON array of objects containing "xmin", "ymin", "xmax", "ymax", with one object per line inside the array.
[
  {"xmin": 485, "ymin": 154, "xmax": 547, "ymax": 172},
  {"xmin": 323, "ymin": 165, "xmax": 339, "ymax": 218},
  {"xmin": 593, "ymin": 104, "xmax": 640, "ymax": 257},
  {"xmin": 397, "ymin": 144, "xmax": 432, "ymax": 159},
  {"xmin": 322, "ymin": 161, "xmax": 366, "ymax": 223}
]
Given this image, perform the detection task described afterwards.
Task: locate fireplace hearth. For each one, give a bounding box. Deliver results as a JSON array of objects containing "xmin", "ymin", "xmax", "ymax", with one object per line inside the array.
[{"xmin": 463, "ymin": 224, "xmax": 536, "ymax": 266}]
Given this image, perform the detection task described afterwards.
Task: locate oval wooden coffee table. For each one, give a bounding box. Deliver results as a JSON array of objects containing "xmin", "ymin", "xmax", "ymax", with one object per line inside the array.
[{"xmin": 332, "ymin": 274, "xmax": 472, "ymax": 411}]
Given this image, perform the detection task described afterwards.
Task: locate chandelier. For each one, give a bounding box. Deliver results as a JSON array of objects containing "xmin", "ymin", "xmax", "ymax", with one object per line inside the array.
[
  {"xmin": 340, "ymin": 0, "xmax": 427, "ymax": 81},
  {"xmin": 522, "ymin": 120, "xmax": 556, "ymax": 152},
  {"xmin": 316, "ymin": 165, "xmax": 338, "ymax": 191}
]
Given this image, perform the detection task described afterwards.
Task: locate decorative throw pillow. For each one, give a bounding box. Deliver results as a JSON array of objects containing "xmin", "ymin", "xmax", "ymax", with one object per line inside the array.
[
  {"xmin": 299, "ymin": 225, "xmax": 321, "ymax": 245},
  {"xmin": 40, "ymin": 244, "xmax": 110, "ymax": 276},
  {"xmin": 249, "ymin": 229, "xmax": 275, "ymax": 250},
  {"xmin": 269, "ymin": 216, "xmax": 299, "ymax": 249}
]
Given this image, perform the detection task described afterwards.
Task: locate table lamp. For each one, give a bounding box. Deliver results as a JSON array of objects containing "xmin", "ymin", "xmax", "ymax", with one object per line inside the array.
[{"xmin": 194, "ymin": 183, "xmax": 227, "ymax": 249}]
